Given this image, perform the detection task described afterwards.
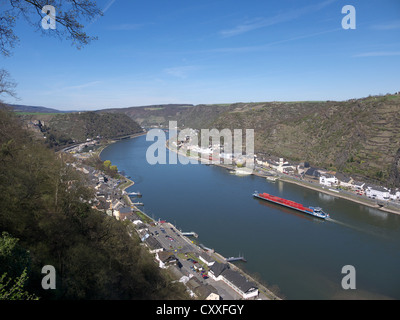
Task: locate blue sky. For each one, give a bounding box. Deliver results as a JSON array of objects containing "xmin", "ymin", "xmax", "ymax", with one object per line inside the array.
[{"xmin": 1, "ymin": 0, "xmax": 400, "ymax": 110}]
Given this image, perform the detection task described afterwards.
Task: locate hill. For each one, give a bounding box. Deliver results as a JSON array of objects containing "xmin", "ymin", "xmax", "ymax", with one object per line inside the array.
[
  {"xmin": 18, "ymin": 111, "xmax": 144, "ymax": 149},
  {"xmin": 101, "ymin": 104, "xmax": 195, "ymax": 127},
  {"xmin": 0, "ymin": 106, "xmax": 188, "ymax": 299},
  {"xmin": 8, "ymin": 104, "xmax": 68, "ymax": 114},
  {"xmin": 102, "ymin": 94, "xmax": 400, "ymax": 187}
]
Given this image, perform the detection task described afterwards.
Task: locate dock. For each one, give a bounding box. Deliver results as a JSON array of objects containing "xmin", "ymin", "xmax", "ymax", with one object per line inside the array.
[
  {"xmin": 226, "ymin": 256, "xmax": 247, "ymax": 262},
  {"xmin": 181, "ymin": 231, "xmax": 198, "ymax": 238}
]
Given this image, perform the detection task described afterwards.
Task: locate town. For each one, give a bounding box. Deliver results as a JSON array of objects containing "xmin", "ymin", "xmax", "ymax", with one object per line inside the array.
[
  {"xmin": 61, "ymin": 128, "xmax": 400, "ymax": 300},
  {"xmin": 167, "ymin": 129, "xmax": 400, "ymax": 213},
  {"xmin": 64, "ymin": 140, "xmax": 280, "ymax": 300}
]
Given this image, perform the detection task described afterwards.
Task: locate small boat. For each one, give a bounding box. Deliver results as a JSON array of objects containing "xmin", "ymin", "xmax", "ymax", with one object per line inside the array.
[
  {"xmin": 128, "ymin": 191, "xmax": 142, "ymax": 197},
  {"xmin": 235, "ymin": 167, "xmax": 253, "ymax": 175},
  {"xmin": 253, "ymin": 191, "xmax": 329, "ymax": 219}
]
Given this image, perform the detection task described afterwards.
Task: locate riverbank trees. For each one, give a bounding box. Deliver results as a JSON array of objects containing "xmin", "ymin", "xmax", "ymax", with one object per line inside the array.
[{"xmin": 0, "ymin": 106, "xmax": 188, "ymax": 300}]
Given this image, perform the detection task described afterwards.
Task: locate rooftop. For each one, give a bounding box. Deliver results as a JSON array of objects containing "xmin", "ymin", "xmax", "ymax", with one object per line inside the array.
[{"xmin": 221, "ymin": 269, "xmax": 258, "ymax": 294}]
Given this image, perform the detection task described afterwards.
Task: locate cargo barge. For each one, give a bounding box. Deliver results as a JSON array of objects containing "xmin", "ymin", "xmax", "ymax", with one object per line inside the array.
[{"xmin": 253, "ymin": 191, "xmax": 329, "ymax": 219}]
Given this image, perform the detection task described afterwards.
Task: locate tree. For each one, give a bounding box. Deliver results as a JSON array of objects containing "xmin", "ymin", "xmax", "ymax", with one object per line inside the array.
[
  {"xmin": 0, "ymin": 232, "xmax": 38, "ymax": 300},
  {"xmin": 0, "ymin": 69, "xmax": 17, "ymax": 100},
  {"xmin": 103, "ymin": 160, "xmax": 111, "ymax": 169},
  {"xmin": 0, "ymin": 0, "xmax": 102, "ymax": 56},
  {"xmin": 0, "ymin": 268, "xmax": 39, "ymax": 300}
]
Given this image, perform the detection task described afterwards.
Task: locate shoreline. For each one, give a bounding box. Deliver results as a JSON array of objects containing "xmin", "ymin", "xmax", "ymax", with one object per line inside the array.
[
  {"xmin": 165, "ymin": 138, "xmax": 400, "ymax": 216},
  {"xmin": 97, "ymin": 131, "xmax": 155, "ymax": 221},
  {"xmin": 98, "ymin": 131, "xmax": 148, "ymax": 161},
  {"xmin": 99, "ymin": 131, "xmax": 281, "ymax": 299}
]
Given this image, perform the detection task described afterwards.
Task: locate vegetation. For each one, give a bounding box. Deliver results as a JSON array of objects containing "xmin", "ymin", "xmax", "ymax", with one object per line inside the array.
[
  {"xmin": 17, "ymin": 111, "xmax": 144, "ymax": 150},
  {"xmin": 0, "ymin": 0, "xmax": 101, "ymax": 56},
  {"xmin": 0, "ymin": 106, "xmax": 188, "ymax": 300},
  {"xmin": 107, "ymin": 94, "xmax": 400, "ymax": 187}
]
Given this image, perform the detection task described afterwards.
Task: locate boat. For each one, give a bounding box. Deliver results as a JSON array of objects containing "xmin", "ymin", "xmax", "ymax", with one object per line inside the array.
[
  {"xmin": 266, "ymin": 176, "xmax": 278, "ymax": 182},
  {"xmin": 235, "ymin": 167, "xmax": 253, "ymax": 175},
  {"xmin": 128, "ymin": 191, "xmax": 142, "ymax": 197},
  {"xmin": 253, "ymin": 191, "xmax": 329, "ymax": 219}
]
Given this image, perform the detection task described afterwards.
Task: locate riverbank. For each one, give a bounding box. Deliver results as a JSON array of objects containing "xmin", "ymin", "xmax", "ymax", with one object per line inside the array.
[
  {"xmin": 260, "ymin": 173, "xmax": 400, "ymax": 216},
  {"xmin": 98, "ymin": 132, "xmax": 281, "ymax": 300},
  {"xmin": 99, "ymin": 134, "xmax": 400, "ymax": 300},
  {"xmin": 165, "ymin": 138, "xmax": 400, "ymax": 216}
]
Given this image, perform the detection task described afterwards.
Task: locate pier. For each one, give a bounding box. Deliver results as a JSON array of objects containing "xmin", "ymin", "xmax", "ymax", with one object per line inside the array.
[
  {"xmin": 181, "ymin": 231, "xmax": 198, "ymax": 238},
  {"xmin": 226, "ymin": 256, "xmax": 247, "ymax": 262}
]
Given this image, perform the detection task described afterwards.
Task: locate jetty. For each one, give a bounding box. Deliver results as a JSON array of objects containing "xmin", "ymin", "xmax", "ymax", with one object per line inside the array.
[
  {"xmin": 226, "ymin": 255, "xmax": 247, "ymax": 262},
  {"xmin": 181, "ymin": 231, "xmax": 198, "ymax": 238}
]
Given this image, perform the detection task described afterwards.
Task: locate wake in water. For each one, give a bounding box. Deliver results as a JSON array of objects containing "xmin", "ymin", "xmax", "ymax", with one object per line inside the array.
[
  {"xmin": 326, "ymin": 217, "xmax": 353, "ymax": 228},
  {"xmin": 326, "ymin": 217, "xmax": 390, "ymax": 240}
]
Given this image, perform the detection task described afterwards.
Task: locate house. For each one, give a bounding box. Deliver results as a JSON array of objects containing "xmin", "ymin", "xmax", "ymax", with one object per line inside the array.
[
  {"xmin": 208, "ymin": 262, "xmax": 229, "ymax": 281},
  {"xmin": 117, "ymin": 207, "xmax": 132, "ymax": 221},
  {"xmin": 194, "ymin": 284, "xmax": 220, "ymax": 300},
  {"xmin": 365, "ymin": 185, "xmax": 390, "ymax": 201},
  {"xmin": 220, "ymin": 269, "xmax": 259, "ymax": 299},
  {"xmin": 319, "ymin": 174, "xmax": 338, "ymax": 187},
  {"xmin": 268, "ymin": 158, "xmax": 296, "ymax": 173},
  {"xmin": 305, "ymin": 167, "xmax": 321, "ymax": 178},
  {"xmin": 389, "ymin": 189, "xmax": 399, "ymax": 200},
  {"xmin": 199, "ymin": 252, "xmax": 215, "ymax": 267},
  {"xmin": 335, "ymin": 172, "xmax": 354, "ymax": 188},
  {"xmin": 156, "ymin": 251, "xmax": 178, "ymax": 269},
  {"xmin": 208, "ymin": 262, "xmax": 258, "ymax": 299},
  {"xmin": 111, "ymin": 199, "xmax": 124, "ymax": 211},
  {"xmin": 297, "ymin": 164, "xmax": 306, "ymax": 175},
  {"xmin": 352, "ymin": 181, "xmax": 365, "ymax": 191},
  {"xmin": 144, "ymin": 236, "xmax": 164, "ymax": 254}
]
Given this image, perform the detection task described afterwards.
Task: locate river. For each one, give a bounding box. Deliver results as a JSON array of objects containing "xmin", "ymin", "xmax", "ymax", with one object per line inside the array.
[{"xmin": 100, "ymin": 133, "xmax": 400, "ymax": 300}]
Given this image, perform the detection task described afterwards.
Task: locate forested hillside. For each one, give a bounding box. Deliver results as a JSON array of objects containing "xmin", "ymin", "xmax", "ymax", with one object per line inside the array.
[
  {"xmin": 18, "ymin": 111, "xmax": 144, "ymax": 150},
  {"xmin": 0, "ymin": 106, "xmax": 188, "ymax": 300},
  {"xmin": 104, "ymin": 94, "xmax": 400, "ymax": 187}
]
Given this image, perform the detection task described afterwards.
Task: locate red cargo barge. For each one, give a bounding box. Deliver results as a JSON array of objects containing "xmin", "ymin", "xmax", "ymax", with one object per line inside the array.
[{"xmin": 253, "ymin": 191, "xmax": 329, "ymax": 219}]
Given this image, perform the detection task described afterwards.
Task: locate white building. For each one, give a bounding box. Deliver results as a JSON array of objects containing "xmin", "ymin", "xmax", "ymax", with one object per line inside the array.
[
  {"xmin": 199, "ymin": 253, "xmax": 215, "ymax": 267},
  {"xmin": 208, "ymin": 262, "xmax": 258, "ymax": 299},
  {"xmin": 319, "ymin": 175, "xmax": 338, "ymax": 187},
  {"xmin": 365, "ymin": 186, "xmax": 390, "ymax": 201},
  {"xmin": 268, "ymin": 158, "xmax": 296, "ymax": 173}
]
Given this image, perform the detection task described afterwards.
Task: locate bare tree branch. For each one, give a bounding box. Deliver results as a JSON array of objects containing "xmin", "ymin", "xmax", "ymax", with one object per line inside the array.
[
  {"xmin": 0, "ymin": 0, "xmax": 102, "ymax": 55},
  {"xmin": 0, "ymin": 69, "xmax": 18, "ymax": 101}
]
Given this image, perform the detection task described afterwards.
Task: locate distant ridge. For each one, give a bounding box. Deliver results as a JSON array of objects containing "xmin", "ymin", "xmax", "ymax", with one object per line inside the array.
[
  {"xmin": 99, "ymin": 93, "xmax": 400, "ymax": 187},
  {"xmin": 8, "ymin": 104, "xmax": 73, "ymax": 113}
]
